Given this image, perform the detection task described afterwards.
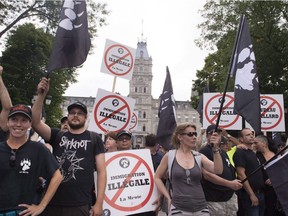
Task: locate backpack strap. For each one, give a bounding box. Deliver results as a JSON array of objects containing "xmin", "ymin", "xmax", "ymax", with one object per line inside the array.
[
  {"xmin": 89, "ymin": 131, "xmax": 98, "ymax": 144},
  {"xmin": 192, "ymin": 150, "xmax": 202, "ymax": 171},
  {"xmin": 168, "ymin": 149, "xmax": 176, "ymax": 179},
  {"xmin": 168, "ymin": 149, "xmax": 202, "ymax": 179}
]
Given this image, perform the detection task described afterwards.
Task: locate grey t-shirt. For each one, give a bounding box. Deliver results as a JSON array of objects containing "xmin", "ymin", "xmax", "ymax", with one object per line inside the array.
[{"xmin": 171, "ymin": 158, "xmax": 207, "ymax": 212}]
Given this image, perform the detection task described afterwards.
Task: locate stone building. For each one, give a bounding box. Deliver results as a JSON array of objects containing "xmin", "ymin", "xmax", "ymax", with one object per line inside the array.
[{"xmin": 62, "ymin": 39, "xmax": 200, "ymax": 147}]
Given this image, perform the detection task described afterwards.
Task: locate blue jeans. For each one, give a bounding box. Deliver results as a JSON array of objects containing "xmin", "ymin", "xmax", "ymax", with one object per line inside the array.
[
  {"xmin": 0, "ymin": 210, "xmax": 21, "ymax": 216},
  {"xmin": 239, "ymin": 190, "xmax": 265, "ymax": 216}
]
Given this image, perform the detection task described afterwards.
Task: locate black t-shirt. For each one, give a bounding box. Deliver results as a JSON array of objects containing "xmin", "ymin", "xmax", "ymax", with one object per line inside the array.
[
  {"xmin": 48, "ymin": 128, "xmax": 105, "ymax": 206},
  {"xmin": 233, "ymin": 148, "xmax": 265, "ymax": 191},
  {"xmin": 199, "ymin": 144, "xmax": 236, "ymax": 201},
  {"xmin": 151, "ymin": 151, "xmax": 164, "ymax": 172},
  {"xmin": 0, "ymin": 128, "xmax": 7, "ymax": 142},
  {"xmin": 0, "ymin": 140, "xmax": 59, "ymax": 211}
]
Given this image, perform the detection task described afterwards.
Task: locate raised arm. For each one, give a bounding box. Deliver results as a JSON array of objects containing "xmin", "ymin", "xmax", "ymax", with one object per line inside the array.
[
  {"xmin": 31, "ymin": 77, "xmax": 51, "ymax": 141},
  {"xmin": 201, "ymin": 132, "xmax": 223, "ymax": 174},
  {"xmin": 92, "ymin": 153, "xmax": 107, "ymax": 216},
  {"xmin": 0, "ymin": 66, "xmax": 12, "ymax": 131}
]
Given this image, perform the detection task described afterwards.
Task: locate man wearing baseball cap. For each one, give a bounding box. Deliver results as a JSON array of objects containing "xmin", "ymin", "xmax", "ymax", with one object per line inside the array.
[
  {"xmin": 199, "ymin": 124, "xmax": 242, "ymax": 216},
  {"xmin": 32, "ymin": 77, "xmax": 106, "ymax": 216},
  {"xmin": 60, "ymin": 116, "xmax": 69, "ymax": 131},
  {"xmin": 0, "ymin": 104, "xmax": 62, "ymax": 215},
  {"xmin": 116, "ymin": 130, "xmax": 133, "ymax": 150}
]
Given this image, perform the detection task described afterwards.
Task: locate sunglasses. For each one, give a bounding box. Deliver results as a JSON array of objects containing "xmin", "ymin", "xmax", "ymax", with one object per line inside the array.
[
  {"xmin": 186, "ymin": 169, "xmax": 192, "ymax": 185},
  {"xmin": 118, "ymin": 137, "xmax": 131, "ymax": 142},
  {"xmin": 10, "ymin": 149, "xmax": 17, "ymax": 167},
  {"xmin": 181, "ymin": 132, "xmax": 197, "ymax": 137}
]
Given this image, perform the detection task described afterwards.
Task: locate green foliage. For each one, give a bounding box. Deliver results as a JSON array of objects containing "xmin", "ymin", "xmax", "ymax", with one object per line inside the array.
[
  {"xmin": 0, "ymin": 0, "xmax": 110, "ymax": 127},
  {"xmin": 0, "ymin": 0, "xmax": 110, "ymax": 40},
  {"xmin": 0, "ymin": 23, "xmax": 77, "ymax": 127},
  {"xmin": 192, "ymin": 0, "xmax": 288, "ymax": 109}
]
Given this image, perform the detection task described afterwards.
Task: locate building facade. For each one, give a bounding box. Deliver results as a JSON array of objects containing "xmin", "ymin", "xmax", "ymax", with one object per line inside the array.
[{"xmin": 62, "ymin": 39, "xmax": 200, "ymax": 147}]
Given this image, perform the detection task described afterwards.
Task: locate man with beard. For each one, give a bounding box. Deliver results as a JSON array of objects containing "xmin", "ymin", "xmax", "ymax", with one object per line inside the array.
[{"xmin": 32, "ymin": 78, "xmax": 107, "ymax": 216}]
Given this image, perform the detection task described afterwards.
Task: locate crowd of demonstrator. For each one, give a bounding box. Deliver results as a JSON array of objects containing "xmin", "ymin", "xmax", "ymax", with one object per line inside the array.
[{"xmin": 0, "ymin": 65, "xmax": 286, "ymax": 216}]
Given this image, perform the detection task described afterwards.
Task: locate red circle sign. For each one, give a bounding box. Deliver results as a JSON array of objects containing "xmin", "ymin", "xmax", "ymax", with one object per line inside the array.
[
  {"xmin": 204, "ymin": 94, "xmax": 240, "ymax": 128},
  {"xmin": 104, "ymin": 152, "xmax": 154, "ymax": 211},
  {"xmin": 94, "ymin": 95, "xmax": 131, "ymax": 133},
  {"xmin": 260, "ymin": 95, "xmax": 283, "ymax": 130},
  {"xmin": 129, "ymin": 112, "xmax": 138, "ymax": 130},
  {"xmin": 104, "ymin": 44, "xmax": 134, "ymax": 76}
]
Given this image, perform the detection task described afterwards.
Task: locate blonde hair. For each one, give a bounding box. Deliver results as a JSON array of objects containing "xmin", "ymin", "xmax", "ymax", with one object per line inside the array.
[{"xmin": 172, "ymin": 123, "xmax": 197, "ymax": 149}]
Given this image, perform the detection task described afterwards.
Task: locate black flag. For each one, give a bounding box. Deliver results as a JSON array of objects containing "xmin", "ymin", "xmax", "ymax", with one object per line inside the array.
[
  {"xmin": 156, "ymin": 66, "xmax": 177, "ymax": 150},
  {"xmin": 265, "ymin": 152, "xmax": 288, "ymax": 215},
  {"xmin": 232, "ymin": 15, "xmax": 261, "ymax": 135},
  {"xmin": 47, "ymin": 0, "xmax": 91, "ymax": 73},
  {"xmin": 196, "ymin": 83, "xmax": 210, "ymax": 125}
]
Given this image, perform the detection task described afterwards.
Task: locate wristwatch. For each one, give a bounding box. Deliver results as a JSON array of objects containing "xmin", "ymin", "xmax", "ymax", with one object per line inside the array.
[{"xmin": 226, "ymin": 134, "xmax": 231, "ymax": 139}]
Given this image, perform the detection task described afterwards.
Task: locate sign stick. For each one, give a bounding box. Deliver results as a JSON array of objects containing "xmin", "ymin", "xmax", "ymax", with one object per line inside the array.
[{"xmin": 112, "ymin": 76, "xmax": 117, "ymax": 93}]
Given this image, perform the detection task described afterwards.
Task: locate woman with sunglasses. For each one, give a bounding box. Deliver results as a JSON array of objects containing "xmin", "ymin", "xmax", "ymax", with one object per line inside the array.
[{"xmin": 154, "ymin": 123, "xmax": 223, "ymax": 216}]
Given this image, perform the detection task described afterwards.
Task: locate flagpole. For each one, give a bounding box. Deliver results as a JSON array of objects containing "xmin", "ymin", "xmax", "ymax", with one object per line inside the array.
[
  {"xmin": 241, "ymin": 144, "xmax": 288, "ymax": 183},
  {"xmin": 214, "ymin": 15, "xmax": 245, "ymax": 131}
]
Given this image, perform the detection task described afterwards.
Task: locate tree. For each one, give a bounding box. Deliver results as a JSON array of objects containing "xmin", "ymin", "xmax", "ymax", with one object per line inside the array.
[
  {"xmin": 192, "ymin": 1, "xmax": 288, "ymax": 110},
  {"xmin": 0, "ymin": 23, "xmax": 76, "ymax": 127},
  {"xmin": 0, "ymin": 0, "xmax": 109, "ymax": 39}
]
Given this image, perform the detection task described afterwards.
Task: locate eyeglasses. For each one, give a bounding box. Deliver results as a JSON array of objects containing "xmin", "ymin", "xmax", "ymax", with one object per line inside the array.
[
  {"xmin": 10, "ymin": 149, "xmax": 16, "ymax": 167},
  {"xmin": 181, "ymin": 132, "xmax": 197, "ymax": 137},
  {"xmin": 118, "ymin": 137, "xmax": 131, "ymax": 142},
  {"xmin": 207, "ymin": 129, "xmax": 222, "ymax": 135},
  {"xmin": 69, "ymin": 111, "xmax": 85, "ymax": 116},
  {"xmin": 185, "ymin": 169, "xmax": 191, "ymax": 185}
]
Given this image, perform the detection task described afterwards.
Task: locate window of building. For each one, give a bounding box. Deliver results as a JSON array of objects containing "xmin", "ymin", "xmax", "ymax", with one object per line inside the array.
[
  {"xmin": 143, "ymin": 112, "xmax": 146, "ymax": 118},
  {"xmin": 143, "ymin": 124, "xmax": 146, "ymax": 132},
  {"xmin": 185, "ymin": 116, "xmax": 189, "ymax": 122},
  {"xmin": 135, "ymin": 87, "xmax": 137, "ymax": 92},
  {"xmin": 138, "ymin": 111, "xmax": 142, "ymax": 118},
  {"xmin": 144, "ymin": 87, "xmax": 146, "ymax": 93}
]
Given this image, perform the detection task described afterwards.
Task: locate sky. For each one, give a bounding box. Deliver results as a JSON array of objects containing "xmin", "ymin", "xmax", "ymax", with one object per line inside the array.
[{"xmin": 64, "ymin": 0, "xmax": 210, "ymax": 101}]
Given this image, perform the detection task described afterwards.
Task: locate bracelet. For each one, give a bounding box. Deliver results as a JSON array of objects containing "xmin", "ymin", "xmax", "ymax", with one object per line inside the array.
[{"xmin": 213, "ymin": 149, "xmax": 220, "ymax": 154}]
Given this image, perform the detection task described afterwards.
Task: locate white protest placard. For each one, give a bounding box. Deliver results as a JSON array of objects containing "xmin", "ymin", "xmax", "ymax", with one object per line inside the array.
[
  {"xmin": 203, "ymin": 93, "xmax": 286, "ymax": 132},
  {"xmin": 100, "ymin": 149, "xmax": 158, "ymax": 216},
  {"xmin": 260, "ymin": 94, "xmax": 285, "ymax": 131},
  {"xmin": 129, "ymin": 111, "xmax": 139, "ymax": 132},
  {"xmin": 88, "ymin": 89, "xmax": 135, "ymax": 133},
  {"xmin": 203, "ymin": 92, "xmax": 242, "ymax": 130},
  {"xmin": 100, "ymin": 39, "xmax": 136, "ymax": 80}
]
